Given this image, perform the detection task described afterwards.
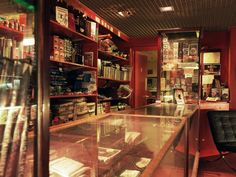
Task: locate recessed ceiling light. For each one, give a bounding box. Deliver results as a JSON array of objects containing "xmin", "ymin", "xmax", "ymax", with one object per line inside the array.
[
  {"xmin": 118, "ymin": 10, "xmax": 133, "ymax": 17},
  {"xmin": 118, "ymin": 11, "xmax": 125, "ymax": 17},
  {"xmin": 159, "ymin": 6, "xmax": 174, "ymax": 12}
]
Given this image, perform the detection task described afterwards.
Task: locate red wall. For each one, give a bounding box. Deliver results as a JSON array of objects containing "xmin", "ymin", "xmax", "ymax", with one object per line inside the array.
[
  {"xmin": 129, "ymin": 37, "xmax": 159, "ymax": 107},
  {"xmin": 129, "ymin": 37, "xmax": 159, "ymax": 50},
  {"xmin": 200, "ymin": 31, "xmax": 229, "ymax": 85},
  {"xmin": 229, "ymin": 27, "xmax": 236, "ymax": 109}
]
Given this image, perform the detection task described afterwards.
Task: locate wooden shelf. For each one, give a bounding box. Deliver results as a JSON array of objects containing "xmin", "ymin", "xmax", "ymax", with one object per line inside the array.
[
  {"xmin": 28, "ymin": 115, "xmax": 98, "ymax": 138},
  {"xmin": 0, "ymin": 25, "xmax": 23, "ymax": 40},
  {"xmin": 148, "ymin": 90, "xmax": 157, "ymax": 92},
  {"xmin": 98, "ymin": 97, "xmax": 128, "ymax": 102},
  {"xmin": 50, "ymin": 20, "xmax": 97, "ymax": 44},
  {"xmin": 50, "ymin": 59, "xmax": 97, "ymax": 71},
  {"xmin": 50, "ymin": 94, "xmax": 97, "ymax": 99},
  {"xmin": 98, "ymin": 77, "xmax": 130, "ymax": 83},
  {"xmin": 98, "ymin": 49, "xmax": 129, "ymax": 63}
]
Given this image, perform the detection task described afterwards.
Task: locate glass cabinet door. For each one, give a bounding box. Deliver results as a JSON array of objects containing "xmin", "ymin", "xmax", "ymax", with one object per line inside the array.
[
  {"xmin": 0, "ymin": 0, "xmax": 37, "ymax": 176},
  {"xmin": 160, "ymin": 31, "xmax": 200, "ymax": 104}
]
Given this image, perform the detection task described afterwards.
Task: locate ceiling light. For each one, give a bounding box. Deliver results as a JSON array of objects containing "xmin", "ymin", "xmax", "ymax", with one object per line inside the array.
[
  {"xmin": 118, "ymin": 11, "xmax": 125, "ymax": 17},
  {"xmin": 196, "ymin": 31, "xmax": 200, "ymax": 38},
  {"xmin": 117, "ymin": 10, "xmax": 133, "ymax": 17},
  {"xmin": 159, "ymin": 6, "xmax": 174, "ymax": 12}
]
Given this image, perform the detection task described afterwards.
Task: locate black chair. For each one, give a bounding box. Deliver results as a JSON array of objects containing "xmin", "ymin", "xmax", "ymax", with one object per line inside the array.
[{"xmin": 208, "ymin": 111, "xmax": 236, "ymax": 171}]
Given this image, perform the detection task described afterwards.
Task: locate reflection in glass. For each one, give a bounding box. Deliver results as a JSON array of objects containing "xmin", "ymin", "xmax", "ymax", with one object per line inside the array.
[{"xmin": 0, "ymin": 1, "xmax": 36, "ymax": 176}]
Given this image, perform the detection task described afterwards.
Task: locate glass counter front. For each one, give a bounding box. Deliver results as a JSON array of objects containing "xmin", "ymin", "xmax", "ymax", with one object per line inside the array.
[{"xmin": 49, "ymin": 113, "xmax": 187, "ymax": 177}]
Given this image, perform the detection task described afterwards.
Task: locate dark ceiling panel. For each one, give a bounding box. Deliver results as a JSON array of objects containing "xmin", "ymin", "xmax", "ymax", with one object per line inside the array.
[{"xmin": 80, "ymin": 0, "xmax": 236, "ymax": 37}]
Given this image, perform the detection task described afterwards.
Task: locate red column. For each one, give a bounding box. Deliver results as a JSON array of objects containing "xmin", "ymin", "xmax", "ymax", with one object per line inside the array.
[{"xmin": 229, "ymin": 27, "xmax": 236, "ymax": 109}]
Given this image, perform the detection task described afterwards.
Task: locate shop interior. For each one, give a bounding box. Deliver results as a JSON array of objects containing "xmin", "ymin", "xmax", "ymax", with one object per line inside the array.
[{"xmin": 0, "ymin": 0, "xmax": 235, "ymax": 177}]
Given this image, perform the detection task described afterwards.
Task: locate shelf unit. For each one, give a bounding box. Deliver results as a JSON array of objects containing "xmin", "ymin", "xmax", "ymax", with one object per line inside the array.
[
  {"xmin": 50, "ymin": 20, "xmax": 97, "ymax": 43},
  {"xmin": 50, "ymin": 94, "xmax": 98, "ymax": 99},
  {"xmin": 98, "ymin": 77, "xmax": 130, "ymax": 83},
  {"xmin": 98, "ymin": 97, "xmax": 127, "ymax": 103},
  {"xmin": 49, "ymin": 14, "xmax": 98, "ymax": 127},
  {"xmin": 98, "ymin": 49, "xmax": 129, "ymax": 63},
  {"xmin": 50, "ymin": 59, "xmax": 97, "ymax": 71},
  {"xmin": 96, "ymin": 17, "xmax": 132, "ymax": 114},
  {"xmin": 200, "ymin": 51, "xmax": 229, "ymax": 101}
]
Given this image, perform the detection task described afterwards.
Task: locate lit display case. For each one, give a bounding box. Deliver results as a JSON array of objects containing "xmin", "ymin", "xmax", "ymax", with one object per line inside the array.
[{"xmin": 159, "ymin": 31, "xmax": 200, "ymax": 104}]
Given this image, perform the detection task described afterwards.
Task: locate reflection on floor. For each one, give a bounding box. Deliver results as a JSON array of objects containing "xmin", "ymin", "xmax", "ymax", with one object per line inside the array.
[{"xmin": 198, "ymin": 153, "xmax": 236, "ymax": 177}]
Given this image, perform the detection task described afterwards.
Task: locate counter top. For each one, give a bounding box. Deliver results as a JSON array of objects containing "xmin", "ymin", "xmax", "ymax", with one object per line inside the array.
[{"xmin": 114, "ymin": 103, "xmax": 198, "ymax": 118}]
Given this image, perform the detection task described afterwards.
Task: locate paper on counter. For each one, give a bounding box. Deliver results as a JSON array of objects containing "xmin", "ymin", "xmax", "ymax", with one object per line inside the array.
[
  {"xmin": 119, "ymin": 169, "xmax": 140, "ymax": 177},
  {"xmin": 136, "ymin": 157, "xmax": 151, "ymax": 168},
  {"xmin": 50, "ymin": 157, "xmax": 90, "ymax": 177}
]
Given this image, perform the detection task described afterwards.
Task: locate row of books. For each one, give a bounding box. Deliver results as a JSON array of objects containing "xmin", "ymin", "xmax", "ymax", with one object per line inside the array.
[
  {"xmin": 98, "ymin": 59, "xmax": 132, "ymax": 81},
  {"xmin": 51, "ymin": 98, "xmax": 95, "ymax": 125},
  {"xmin": 50, "ymin": 68, "xmax": 97, "ymax": 96}
]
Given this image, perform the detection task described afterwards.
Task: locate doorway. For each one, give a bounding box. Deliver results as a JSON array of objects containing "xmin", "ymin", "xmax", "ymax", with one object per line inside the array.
[{"xmin": 134, "ymin": 50, "xmax": 158, "ymax": 108}]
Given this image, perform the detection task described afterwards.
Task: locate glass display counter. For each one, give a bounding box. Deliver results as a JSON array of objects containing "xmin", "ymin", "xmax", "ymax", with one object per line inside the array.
[
  {"xmin": 117, "ymin": 103, "xmax": 197, "ymax": 118},
  {"xmin": 47, "ymin": 103, "xmax": 198, "ymax": 177}
]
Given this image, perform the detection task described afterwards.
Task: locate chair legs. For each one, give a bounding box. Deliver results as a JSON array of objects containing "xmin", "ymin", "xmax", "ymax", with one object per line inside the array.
[
  {"xmin": 219, "ymin": 152, "xmax": 236, "ymax": 172},
  {"xmin": 206, "ymin": 152, "xmax": 229, "ymax": 162}
]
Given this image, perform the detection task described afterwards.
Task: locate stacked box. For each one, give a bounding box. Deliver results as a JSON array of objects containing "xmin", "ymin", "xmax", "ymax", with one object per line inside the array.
[
  {"xmin": 51, "ymin": 101, "xmax": 74, "ymax": 125},
  {"xmin": 52, "ymin": 35, "xmax": 73, "ymax": 62},
  {"xmin": 74, "ymin": 98, "xmax": 89, "ymax": 119}
]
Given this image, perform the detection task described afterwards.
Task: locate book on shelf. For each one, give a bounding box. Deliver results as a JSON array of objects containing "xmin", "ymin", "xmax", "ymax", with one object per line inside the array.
[
  {"xmin": 86, "ymin": 21, "xmax": 97, "ymax": 41},
  {"xmin": 221, "ymin": 88, "xmax": 229, "ymax": 101},
  {"xmin": 84, "ymin": 52, "xmax": 93, "ymax": 67}
]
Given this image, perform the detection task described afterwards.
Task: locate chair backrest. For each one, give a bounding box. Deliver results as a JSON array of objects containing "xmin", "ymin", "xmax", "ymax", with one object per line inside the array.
[{"xmin": 208, "ymin": 111, "xmax": 236, "ymax": 151}]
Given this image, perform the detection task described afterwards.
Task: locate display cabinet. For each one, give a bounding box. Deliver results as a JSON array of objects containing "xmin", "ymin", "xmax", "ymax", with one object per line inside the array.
[
  {"xmin": 37, "ymin": 102, "xmax": 198, "ymax": 177},
  {"xmin": 46, "ymin": 113, "xmax": 185, "ymax": 177},
  {"xmin": 159, "ymin": 31, "xmax": 200, "ymax": 104},
  {"xmin": 49, "ymin": 0, "xmax": 99, "ymax": 126}
]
